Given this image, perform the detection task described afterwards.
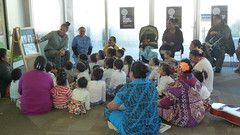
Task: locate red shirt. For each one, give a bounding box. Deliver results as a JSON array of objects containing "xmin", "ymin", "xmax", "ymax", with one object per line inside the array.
[{"xmin": 50, "ymin": 86, "xmax": 71, "ymax": 108}]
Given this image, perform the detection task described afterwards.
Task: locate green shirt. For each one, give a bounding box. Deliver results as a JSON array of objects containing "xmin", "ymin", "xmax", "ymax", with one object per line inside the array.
[{"xmin": 41, "ymin": 31, "xmax": 68, "ymax": 54}]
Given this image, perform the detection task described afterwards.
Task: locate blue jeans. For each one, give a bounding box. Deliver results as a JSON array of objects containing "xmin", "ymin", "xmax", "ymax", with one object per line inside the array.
[
  {"xmin": 211, "ymin": 45, "xmax": 225, "ymax": 70},
  {"xmin": 45, "ymin": 50, "xmax": 70, "ymax": 68}
]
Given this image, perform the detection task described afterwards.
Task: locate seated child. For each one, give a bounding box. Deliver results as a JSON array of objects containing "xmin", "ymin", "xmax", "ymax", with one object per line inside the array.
[
  {"xmin": 46, "ymin": 62, "xmax": 56, "ymax": 85},
  {"xmin": 97, "ymin": 50, "xmax": 105, "ymax": 67},
  {"xmin": 108, "ymin": 59, "xmax": 126, "ymax": 97},
  {"xmin": 116, "ymin": 48, "xmax": 125, "ymax": 60},
  {"xmin": 106, "ymin": 47, "xmax": 117, "ymax": 58},
  {"xmin": 64, "ymin": 61, "xmax": 77, "ymax": 84},
  {"xmin": 50, "ymin": 69, "xmax": 72, "ymax": 109},
  {"xmin": 87, "ymin": 67, "xmax": 106, "ymax": 106},
  {"xmin": 79, "ymin": 53, "xmax": 91, "ymax": 73},
  {"xmin": 164, "ymin": 50, "xmax": 178, "ymax": 68},
  {"xmin": 77, "ymin": 61, "xmax": 91, "ymax": 81},
  {"xmin": 10, "ymin": 68, "xmax": 22, "ymax": 102},
  {"xmin": 192, "ymin": 70, "xmax": 210, "ymax": 100},
  {"xmin": 123, "ymin": 55, "xmax": 133, "ymax": 78},
  {"xmin": 89, "ymin": 53, "xmax": 99, "ymax": 72},
  {"xmin": 103, "ymin": 58, "xmax": 115, "ymax": 90},
  {"xmin": 68, "ymin": 77, "xmax": 91, "ymax": 114},
  {"xmin": 148, "ymin": 57, "xmax": 160, "ymax": 81},
  {"xmin": 157, "ymin": 63, "xmax": 174, "ymax": 95}
]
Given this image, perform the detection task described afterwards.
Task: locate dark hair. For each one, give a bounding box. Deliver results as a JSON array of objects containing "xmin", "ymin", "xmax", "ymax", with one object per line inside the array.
[
  {"xmin": 56, "ymin": 68, "xmax": 67, "ymax": 86},
  {"xmin": 92, "ymin": 67, "xmax": 104, "ymax": 80},
  {"xmin": 77, "ymin": 77, "xmax": 88, "ymax": 88},
  {"xmin": 0, "ymin": 48, "xmax": 7, "ymax": 61},
  {"xmin": 104, "ymin": 58, "xmax": 114, "ymax": 68},
  {"xmin": 124, "ymin": 55, "xmax": 133, "ymax": 76},
  {"xmin": 164, "ymin": 50, "xmax": 172, "ymax": 57},
  {"xmin": 78, "ymin": 26, "xmax": 86, "ymax": 31},
  {"xmin": 190, "ymin": 50, "xmax": 204, "ymax": 57},
  {"xmin": 76, "ymin": 62, "xmax": 87, "ymax": 72},
  {"xmin": 180, "ymin": 59, "xmax": 193, "ymax": 73},
  {"xmin": 11, "ymin": 68, "xmax": 22, "ymax": 82},
  {"xmin": 151, "ymin": 58, "xmax": 160, "ymax": 66},
  {"xmin": 131, "ymin": 61, "xmax": 149, "ymax": 79},
  {"xmin": 193, "ymin": 70, "xmax": 208, "ymax": 83},
  {"xmin": 114, "ymin": 59, "xmax": 124, "ymax": 70},
  {"xmin": 61, "ymin": 22, "xmax": 71, "ymax": 30},
  {"xmin": 79, "ymin": 54, "xmax": 88, "ymax": 62},
  {"xmin": 107, "ymin": 48, "xmax": 116, "ymax": 57},
  {"xmin": 160, "ymin": 63, "xmax": 172, "ymax": 76},
  {"xmin": 191, "ymin": 39, "xmax": 202, "ymax": 49},
  {"xmin": 65, "ymin": 61, "xmax": 73, "ymax": 70},
  {"xmin": 93, "ymin": 65, "xmax": 100, "ymax": 70},
  {"xmin": 116, "ymin": 48, "xmax": 125, "ymax": 58},
  {"xmin": 45, "ymin": 62, "xmax": 53, "ymax": 72},
  {"xmin": 34, "ymin": 56, "xmax": 46, "ymax": 71},
  {"xmin": 90, "ymin": 53, "xmax": 97, "ymax": 63},
  {"xmin": 98, "ymin": 50, "xmax": 105, "ymax": 60},
  {"xmin": 213, "ymin": 14, "xmax": 222, "ymax": 21},
  {"xmin": 168, "ymin": 18, "xmax": 178, "ymax": 24},
  {"xmin": 109, "ymin": 36, "xmax": 116, "ymax": 43}
]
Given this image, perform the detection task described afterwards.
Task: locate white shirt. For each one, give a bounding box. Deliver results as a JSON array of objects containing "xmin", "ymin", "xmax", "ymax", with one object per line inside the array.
[
  {"xmin": 77, "ymin": 70, "xmax": 91, "ymax": 81},
  {"xmin": 157, "ymin": 75, "xmax": 174, "ymax": 95},
  {"xmin": 10, "ymin": 80, "xmax": 20, "ymax": 100},
  {"xmin": 109, "ymin": 70, "xmax": 126, "ymax": 90},
  {"xmin": 89, "ymin": 62, "xmax": 98, "ymax": 72},
  {"xmin": 48, "ymin": 72, "xmax": 56, "ymax": 86},
  {"xmin": 97, "ymin": 60, "xmax": 105, "ymax": 67},
  {"xmin": 199, "ymin": 83, "xmax": 211, "ymax": 100},
  {"xmin": 193, "ymin": 58, "xmax": 214, "ymax": 93},
  {"xmin": 103, "ymin": 68, "xmax": 115, "ymax": 89},
  {"xmin": 149, "ymin": 66, "xmax": 160, "ymax": 80},
  {"xmin": 123, "ymin": 65, "xmax": 129, "ymax": 76},
  {"xmin": 87, "ymin": 80, "xmax": 106, "ymax": 103},
  {"xmin": 72, "ymin": 88, "xmax": 91, "ymax": 110}
]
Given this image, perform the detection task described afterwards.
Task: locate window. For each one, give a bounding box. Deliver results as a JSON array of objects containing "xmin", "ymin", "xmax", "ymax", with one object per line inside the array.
[
  {"xmin": 72, "ymin": 0, "xmax": 105, "ymax": 53},
  {"xmin": 31, "ymin": 0, "xmax": 63, "ymax": 33},
  {"xmin": 108, "ymin": 0, "xmax": 149, "ymax": 59}
]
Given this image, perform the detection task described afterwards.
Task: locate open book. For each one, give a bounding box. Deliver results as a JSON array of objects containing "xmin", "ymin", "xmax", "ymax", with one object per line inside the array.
[{"xmin": 159, "ymin": 123, "xmax": 171, "ymax": 133}]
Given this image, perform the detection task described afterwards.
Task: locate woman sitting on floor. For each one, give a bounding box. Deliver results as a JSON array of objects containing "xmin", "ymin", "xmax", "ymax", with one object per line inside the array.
[
  {"xmin": 105, "ymin": 61, "xmax": 161, "ymax": 135},
  {"xmin": 158, "ymin": 59, "xmax": 205, "ymax": 128}
]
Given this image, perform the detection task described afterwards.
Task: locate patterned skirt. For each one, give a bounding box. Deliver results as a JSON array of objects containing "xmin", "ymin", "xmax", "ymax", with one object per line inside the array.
[{"xmin": 68, "ymin": 100, "xmax": 86, "ymax": 115}]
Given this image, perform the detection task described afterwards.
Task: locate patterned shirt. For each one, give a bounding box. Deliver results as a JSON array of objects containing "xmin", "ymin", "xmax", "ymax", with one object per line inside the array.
[
  {"xmin": 50, "ymin": 86, "xmax": 72, "ymax": 108},
  {"xmin": 72, "ymin": 35, "xmax": 92, "ymax": 57},
  {"xmin": 114, "ymin": 79, "xmax": 160, "ymax": 135}
]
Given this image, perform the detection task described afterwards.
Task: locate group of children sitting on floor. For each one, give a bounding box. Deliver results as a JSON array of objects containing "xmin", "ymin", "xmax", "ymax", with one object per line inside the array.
[{"xmin": 9, "ymin": 46, "xmax": 210, "ymax": 116}]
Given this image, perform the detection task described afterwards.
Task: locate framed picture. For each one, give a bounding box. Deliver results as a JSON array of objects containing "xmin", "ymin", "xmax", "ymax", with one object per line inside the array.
[
  {"xmin": 120, "ymin": 7, "xmax": 134, "ymax": 29},
  {"xmin": 166, "ymin": 7, "xmax": 182, "ymax": 28}
]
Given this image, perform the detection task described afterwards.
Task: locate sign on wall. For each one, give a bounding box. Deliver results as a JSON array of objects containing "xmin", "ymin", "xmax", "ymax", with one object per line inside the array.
[
  {"xmin": 120, "ymin": 7, "xmax": 134, "ymax": 29},
  {"xmin": 166, "ymin": 7, "xmax": 182, "ymax": 28},
  {"xmin": 211, "ymin": 5, "xmax": 228, "ymax": 26}
]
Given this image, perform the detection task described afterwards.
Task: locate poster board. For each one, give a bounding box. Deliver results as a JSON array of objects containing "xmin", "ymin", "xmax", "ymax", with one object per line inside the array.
[
  {"xmin": 120, "ymin": 7, "xmax": 134, "ymax": 29},
  {"xmin": 211, "ymin": 5, "xmax": 228, "ymax": 26},
  {"xmin": 166, "ymin": 7, "xmax": 182, "ymax": 28},
  {"xmin": 12, "ymin": 27, "xmax": 40, "ymax": 71}
]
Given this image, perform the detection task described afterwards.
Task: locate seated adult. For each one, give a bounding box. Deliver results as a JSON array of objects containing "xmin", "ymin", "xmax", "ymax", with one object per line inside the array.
[
  {"xmin": 39, "ymin": 22, "xmax": 71, "ymax": 68},
  {"xmin": 105, "ymin": 61, "xmax": 161, "ymax": 135},
  {"xmin": 158, "ymin": 59, "xmax": 205, "ymax": 128},
  {"xmin": 103, "ymin": 36, "xmax": 120, "ymax": 54},
  {"xmin": 190, "ymin": 49, "xmax": 214, "ymax": 93},
  {"xmin": 18, "ymin": 56, "xmax": 54, "ymax": 115},
  {"xmin": 159, "ymin": 18, "xmax": 184, "ymax": 60},
  {"xmin": 0, "ymin": 48, "xmax": 12, "ymax": 98}
]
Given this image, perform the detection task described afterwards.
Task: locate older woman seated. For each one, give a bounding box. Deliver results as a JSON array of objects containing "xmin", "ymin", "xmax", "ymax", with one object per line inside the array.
[
  {"xmin": 105, "ymin": 61, "xmax": 161, "ymax": 135},
  {"xmin": 158, "ymin": 59, "xmax": 205, "ymax": 128}
]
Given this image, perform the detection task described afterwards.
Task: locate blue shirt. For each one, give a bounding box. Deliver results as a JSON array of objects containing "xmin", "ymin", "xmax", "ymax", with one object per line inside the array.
[
  {"xmin": 114, "ymin": 79, "xmax": 161, "ymax": 135},
  {"xmin": 72, "ymin": 35, "xmax": 92, "ymax": 57}
]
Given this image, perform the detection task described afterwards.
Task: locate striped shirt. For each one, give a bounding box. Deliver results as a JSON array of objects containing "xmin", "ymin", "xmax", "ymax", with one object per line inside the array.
[{"xmin": 50, "ymin": 86, "xmax": 72, "ymax": 109}]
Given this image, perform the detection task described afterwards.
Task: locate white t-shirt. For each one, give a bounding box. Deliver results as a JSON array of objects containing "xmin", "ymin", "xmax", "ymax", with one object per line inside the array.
[
  {"xmin": 87, "ymin": 80, "xmax": 106, "ymax": 103},
  {"xmin": 97, "ymin": 60, "xmax": 105, "ymax": 67},
  {"xmin": 72, "ymin": 88, "xmax": 91, "ymax": 110},
  {"xmin": 149, "ymin": 66, "xmax": 160, "ymax": 80},
  {"xmin": 157, "ymin": 75, "xmax": 174, "ymax": 95},
  {"xmin": 89, "ymin": 62, "xmax": 98, "ymax": 73},
  {"xmin": 109, "ymin": 69, "xmax": 126, "ymax": 90},
  {"xmin": 199, "ymin": 83, "xmax": 211, "ymax": 100},
  {"xmin": 77, "ymin": 70, "xmax": 91, "ymax": 81},
  {"xmin": 10, "ymin": 80, "xmax": 20, "ymax": 100},
  {"xmin": 103, "ymin": 68, "xmax": 115, "ymax": 89},
  {"xmin": 123, "ymin": 65, "xmax": 129, "ymax": 76},
  {"xmin": 193, "ymin": 58, "xmax": 214, "ymax": 93}
]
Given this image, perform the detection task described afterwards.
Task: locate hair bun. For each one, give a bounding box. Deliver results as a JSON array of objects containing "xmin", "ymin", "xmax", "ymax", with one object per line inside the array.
[
  {"xmin": 65, "ymin": 22, "xmax": 71, "ymax": 26},
  {"xmin": 122, "ymin": 48, "xmax": 126, "ymax": 51}
]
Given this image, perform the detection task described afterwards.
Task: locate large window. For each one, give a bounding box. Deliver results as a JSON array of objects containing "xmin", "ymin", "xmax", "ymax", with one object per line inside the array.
[
  {"xmin": 108, "ymin": 0, "xmax": 149, "ymax": 59},
  {"xmin": 72, "ymin": 0, "xmax": 105, "ymax": 53},
  {"xmin": 31, "ymin": 0, "xmax": 63, "ymax": 33},
  {"xmin": 154, "ymin": 0, "xmax": 195, "ymax": 60}
]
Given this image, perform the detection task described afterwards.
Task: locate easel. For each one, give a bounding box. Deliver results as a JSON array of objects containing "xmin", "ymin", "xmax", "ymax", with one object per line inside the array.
[{"xmin": 11, "ymin": 27, "xmax": 40, "ymax": 71}]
